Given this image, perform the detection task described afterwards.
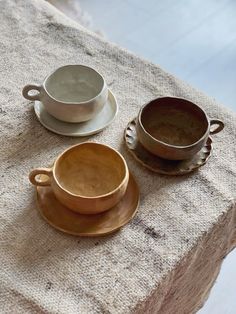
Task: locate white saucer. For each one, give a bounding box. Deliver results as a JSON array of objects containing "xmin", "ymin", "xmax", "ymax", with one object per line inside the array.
[{"xmin": 34, "ymin": 90, "xmax": 118, "ymax": 137}]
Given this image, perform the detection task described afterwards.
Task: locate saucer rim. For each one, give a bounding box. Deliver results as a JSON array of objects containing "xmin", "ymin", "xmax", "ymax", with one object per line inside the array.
[
  {"xmin": 36, "ymin": 172, "xmax": 140, "ymax": 236},
  {"xmin": 124, "ymin": 118, "xmax": 213, "ymax": 175},
  {"xmin": 34, "ymin": 89, "xmax": 118, "ymax": 137}
]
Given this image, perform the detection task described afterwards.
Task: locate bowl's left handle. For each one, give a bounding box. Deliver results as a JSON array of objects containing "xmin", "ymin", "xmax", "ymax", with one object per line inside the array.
[
  {"xmin": 22, "ymin": 84, "xmax": 41, "ymax": 101},
  {"xmin": 29, "ymin": 168, "xmax": 52, "ymax": 186},
  {"xmin": 210, "ymin": 119, "xmax": 224, "ymax": 135}
]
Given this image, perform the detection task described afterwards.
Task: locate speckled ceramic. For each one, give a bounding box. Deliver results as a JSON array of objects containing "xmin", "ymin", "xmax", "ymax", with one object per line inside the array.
[
  {"xmin": 136, "ymin": 97, "xmax": 223, "ymax": 160},
  {"xmin": 124, "ymin": 119, "xmax": 212, "ymax": 175},
  {"xmin": 36, "ymin": 172, "xmax": 139, "ymax": 236},
  {"xmin": 23, "ymin": 65, "xmax": 108, "ymax": 123}
]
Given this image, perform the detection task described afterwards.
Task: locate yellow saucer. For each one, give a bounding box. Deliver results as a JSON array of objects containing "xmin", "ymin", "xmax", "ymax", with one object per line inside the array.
[{"xmin": 36, "ymin": 172, "xmax": 139, "ymax": 236}]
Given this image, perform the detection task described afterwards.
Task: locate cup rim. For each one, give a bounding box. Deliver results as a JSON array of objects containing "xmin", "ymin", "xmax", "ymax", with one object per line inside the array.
[
  {"xmin": 138, "ymin": 96, "xmax": 210, "ymax": 149},
  {"xmin": 53, "ymin": 142, "xmax": 129, "ymax": 199},
  {"xmin": 43, "ymin": 64, "xmax": 107, "ymax": 105}
]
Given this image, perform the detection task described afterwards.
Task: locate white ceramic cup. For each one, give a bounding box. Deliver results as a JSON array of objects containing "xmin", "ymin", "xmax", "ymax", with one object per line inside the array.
[{"xmin": 22, "ymin": 65, "xmax": 108, "ymax": 123}]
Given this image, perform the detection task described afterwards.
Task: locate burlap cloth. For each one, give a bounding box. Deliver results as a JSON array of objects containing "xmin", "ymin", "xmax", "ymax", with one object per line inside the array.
[{"xmin": 0, "ymin": 1, "xmax": 235, "ymax": 313}]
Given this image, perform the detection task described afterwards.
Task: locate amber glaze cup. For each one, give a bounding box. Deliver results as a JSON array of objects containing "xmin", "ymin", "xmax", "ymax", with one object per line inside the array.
[
  {"xmin": 29, "ymin": 142, "xmax": 129, "ymax": 214},
  {"xmin": 136, "ymin": 97, "xmax": 224, "ymax": 160}
]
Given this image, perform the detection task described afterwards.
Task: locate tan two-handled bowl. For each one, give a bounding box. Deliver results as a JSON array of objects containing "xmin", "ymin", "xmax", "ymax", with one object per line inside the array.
[
  {"xmin": 29, "ymin": 142, "xmax": 129, "ymax": 214},
  {"xmin": 136, "ymin": 97, "xmax": 224, "ymax": 160}
]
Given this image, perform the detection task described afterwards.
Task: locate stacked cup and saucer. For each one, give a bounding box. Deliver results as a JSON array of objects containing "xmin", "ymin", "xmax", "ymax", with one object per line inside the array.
[
  {"xmin": 124, "ymin": 97, "xmax": 224, "ymax": 175},
  {"xmin": 23, "ymin": 65, "xmax": 139, "ymax": 236},
  {"xmin": 29, "ymin": 143, "xmax": 139, "ymax": 236},
  {"xmin": 22, "ymin": 65, "xmax": 118, "ymax": 136}
]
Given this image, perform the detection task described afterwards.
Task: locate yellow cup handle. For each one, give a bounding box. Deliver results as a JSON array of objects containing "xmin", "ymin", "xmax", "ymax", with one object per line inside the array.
[{"xmin": 29, "ymin": 168, "xmax": 52, "ymax": 186}]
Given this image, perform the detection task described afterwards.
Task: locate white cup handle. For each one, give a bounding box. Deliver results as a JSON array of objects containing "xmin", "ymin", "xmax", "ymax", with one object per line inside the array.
[{"xmin": 22, "ymin": 84, "xmax": 41, "ymax": 101}]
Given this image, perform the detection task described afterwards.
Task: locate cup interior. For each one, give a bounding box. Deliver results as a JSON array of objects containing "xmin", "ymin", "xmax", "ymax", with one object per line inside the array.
[
  {"xmin": 45, "ymin": 65, "xmax": 104, "ymax": 103},
  {"xmin": 54, "ymin": 143, "xmax": 127, "ymax": 197},
  {"xmin": 140, "ymin": 97, "xmax": 208, "ymax": 146}
]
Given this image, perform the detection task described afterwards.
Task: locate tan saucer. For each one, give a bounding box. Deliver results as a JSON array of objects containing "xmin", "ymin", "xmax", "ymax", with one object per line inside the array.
[
  {"xmin": 36, "ymin": 172, "xmax": 139, "ymax": 236},
  {"xmin": 124, "ymin": 119, "xmax": 212, "ymax": 175}
]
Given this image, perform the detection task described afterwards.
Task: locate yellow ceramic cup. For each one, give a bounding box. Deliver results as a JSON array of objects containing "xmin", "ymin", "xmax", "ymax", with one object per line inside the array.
[{"xmin": 29, "ymin": 142, "xmax": 129, "ymax": 214}]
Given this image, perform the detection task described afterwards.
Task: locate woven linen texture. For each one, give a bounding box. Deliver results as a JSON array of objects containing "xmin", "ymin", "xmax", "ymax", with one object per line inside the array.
[{"xmin": 0, "ymin": 1, "xmax": 235, "ymax": 313}]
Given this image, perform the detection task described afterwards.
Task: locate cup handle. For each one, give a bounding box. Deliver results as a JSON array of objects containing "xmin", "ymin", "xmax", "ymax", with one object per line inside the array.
[
  {"xmin": 209, "ymin": 119, "xmax": 224, "ymax": 135},
  {"xmin": 29, "ymin": 168, "xmax": 52, "ymax": 186},
  {"xmin": 22, "ymin": 84, "xmax": 41, "ymax": 101}
]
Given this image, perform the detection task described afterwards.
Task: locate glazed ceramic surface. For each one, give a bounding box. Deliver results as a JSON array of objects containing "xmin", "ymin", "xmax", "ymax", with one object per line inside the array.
[
  {"xmin": 29, "ymin": 142, "xmax": 129, "ymax": 214},
  {"xmin": 36, "ymin": 172, "xmax": 139, "ymax": 236},
  {"xmin": 34, "ymin": 90, "xmax": 118, "ymax": 136},
  {"xmin": 125, "ymin": 119, "xmax": 212, "ymax": 175},
  {"xmin": 22, "ymin": 65, "xmax": 108, "ymax": 123},
  {"xmin": 136, "ymin": 97, "xmax": 224, "ymax": 160}
]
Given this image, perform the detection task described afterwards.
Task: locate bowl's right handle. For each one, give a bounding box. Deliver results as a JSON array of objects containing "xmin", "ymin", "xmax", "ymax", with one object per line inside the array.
[{"xmin": 210, "ymin": 119, "xmax": 224, "ymax": 135}]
